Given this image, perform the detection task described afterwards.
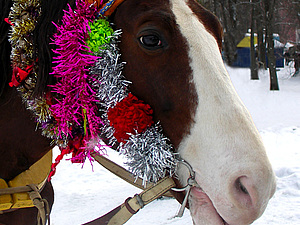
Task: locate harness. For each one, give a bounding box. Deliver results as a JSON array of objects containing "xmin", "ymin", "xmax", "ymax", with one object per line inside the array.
[
  {"xmin": 0, "ymin": 150, "xmax": 196, "ymax": 225},
  {"xmin": 0, "ymin": 150, "xmax": 52, "ymax": 225}
]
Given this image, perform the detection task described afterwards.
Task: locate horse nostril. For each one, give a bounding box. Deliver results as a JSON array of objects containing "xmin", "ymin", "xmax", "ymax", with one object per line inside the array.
[
  {"xmin": 235, "ymin": 177, "xmax": 249, "ymax": 195},
  {"xmin": 232, "ymin": 176, "xmax": 257, "ymax": 209}
]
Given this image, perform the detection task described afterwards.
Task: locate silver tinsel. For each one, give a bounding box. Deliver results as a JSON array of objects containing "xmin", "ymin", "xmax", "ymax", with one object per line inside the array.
[
  {"xmin": 119, "ymin": 123, "xmax": 178, "ymax": 184},
  {"xmin": 90, "ymin": 30, "xmax": 130, "ymax": 109},
  {"xmin": 89, "ymin": 30, "xmax": 130, "ymax": 146},
  {"xmin": 89, "ymin": 29, "xmax": 178, "ymax": 183}
]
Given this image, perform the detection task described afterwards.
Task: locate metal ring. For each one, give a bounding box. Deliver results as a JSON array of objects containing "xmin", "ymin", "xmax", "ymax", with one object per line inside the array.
[
  {"xmin": 171, "ymin": 185, "xmax": 188, "ymax": 192},
  {"xmin": 171, "ymin": 159, "xmax": 198, "ymax": 192},
  {"xmin": 176, "ymin": 160, "xmax": 195, "ymax": 179}
]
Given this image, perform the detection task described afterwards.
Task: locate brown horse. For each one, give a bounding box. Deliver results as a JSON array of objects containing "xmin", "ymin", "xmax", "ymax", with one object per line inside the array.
[{"xmin": 0, "ymin": 0, "xmax": 276, "ymax": 224}]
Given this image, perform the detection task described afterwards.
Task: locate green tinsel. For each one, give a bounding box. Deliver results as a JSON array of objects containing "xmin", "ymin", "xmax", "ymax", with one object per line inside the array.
[{"xmin": 87, "ymin": 19, "xmax": 114, "ymax": 53}]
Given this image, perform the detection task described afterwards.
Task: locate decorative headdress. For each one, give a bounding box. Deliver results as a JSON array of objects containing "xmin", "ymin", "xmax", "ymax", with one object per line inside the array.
[{"xmin": 7, "ymin": 0, "xmax": 178, "ymax": 183}]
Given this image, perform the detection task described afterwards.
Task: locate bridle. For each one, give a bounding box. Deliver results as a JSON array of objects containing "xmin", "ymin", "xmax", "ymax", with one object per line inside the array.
[
  {"xmin": 84, "ymin": 0, "xmax": 199, "ymax": 223},
  {"xmin": 87, "ymin": 153, "xmax": 198, "ymax": 224}
]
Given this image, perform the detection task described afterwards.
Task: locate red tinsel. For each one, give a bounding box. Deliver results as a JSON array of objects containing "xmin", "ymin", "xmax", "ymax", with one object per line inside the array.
[
  {"xmin": 107, "ymin": 93, "xmax": 154, "ymax": 143},
  {"xmin": 48, "ymin": 135, "xmax": 85, "ymax": 180},
  {"xmin": 9, "ymin": 64, "xmax": 34, "ymax": 87}
]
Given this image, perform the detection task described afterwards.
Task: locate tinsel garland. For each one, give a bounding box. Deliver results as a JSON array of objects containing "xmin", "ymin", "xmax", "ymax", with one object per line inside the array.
[
  {"xmin": 87, "ymin": 19, "xmax": 113, "ymax": 52},
  {"xmin": 86, "ymin": 20, "xmax": 178, "ymax": 183},
  {"xmin": 7, "ymin": 1, "xmax": 46, "ymax": 177},
  {"xmin": 119, "ymin": 124, "xmax": 177, "ymax": 184},
  {"xmin": 7, "ymin": 0, "xmax": 178, "ymax": 183},
  {"xmin": 50, "ymin": 1, "xmax": 100, "ymax": 139},
  {"xmin": 48, "ymin": 0, "xmax": 106, "ymax": 175},
  {"xmin": 8, "ymin": 0, "xmax": 40, "ymax": 75},
  {"xmin": 7, "ymin": 0, "xmax": 53, "ymax": 129}
]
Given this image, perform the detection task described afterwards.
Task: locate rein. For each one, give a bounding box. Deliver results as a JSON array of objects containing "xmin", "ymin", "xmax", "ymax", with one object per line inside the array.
[{"xmin": 86, "ymin": 154, "xmax": 197, "ymax": 224}]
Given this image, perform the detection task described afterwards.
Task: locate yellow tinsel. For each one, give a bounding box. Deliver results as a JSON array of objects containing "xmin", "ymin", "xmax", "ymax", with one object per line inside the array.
[{"xmin": 8, "ymin": 0, "xmax": 53, "ymax": 128}]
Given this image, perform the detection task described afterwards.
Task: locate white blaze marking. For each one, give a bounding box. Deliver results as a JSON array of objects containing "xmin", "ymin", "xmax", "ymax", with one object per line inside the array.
[
  {"xmin": 170, "ymin": 0, "xmax": 254, "ymax": 170},
  {"xmin": 170, "ymin": 0, "xmax": 275, "ymax": 224}
]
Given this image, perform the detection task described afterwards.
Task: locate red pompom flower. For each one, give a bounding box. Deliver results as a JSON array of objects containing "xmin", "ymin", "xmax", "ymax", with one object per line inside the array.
[{"xmin": 107, "ymin": 93, "xmax": 154, "ymax": 143}]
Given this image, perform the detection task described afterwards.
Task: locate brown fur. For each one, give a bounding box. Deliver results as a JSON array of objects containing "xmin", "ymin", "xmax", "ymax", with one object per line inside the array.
[
  {"xmin": 0, "ymin": 86, "xmax": 52, "ymax": 181},
  {"xmin": 114, "ymin": 0, "xmax": 198, "ymax": 148}
]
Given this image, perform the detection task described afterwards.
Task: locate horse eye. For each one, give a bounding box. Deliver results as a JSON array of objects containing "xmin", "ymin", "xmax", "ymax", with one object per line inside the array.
[{"xmin": 139, "ymin": 35, "xmax": 162, "ymax": 48}]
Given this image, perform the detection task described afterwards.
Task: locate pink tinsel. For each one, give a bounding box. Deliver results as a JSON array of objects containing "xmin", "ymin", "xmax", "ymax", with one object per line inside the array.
[{"xmin": 49, "ymin": 0, "xmax": 104, "ymax": 166}]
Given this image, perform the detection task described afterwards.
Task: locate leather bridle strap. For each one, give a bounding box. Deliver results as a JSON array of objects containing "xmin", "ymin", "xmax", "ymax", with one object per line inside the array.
[
  {"xmin": 84, "ymin": 176, "xmax": 176, "ymax": 225},
  {"xmin": 91, "ymin": 153, "xmax": 173, "ymax": 197},
  {"xmin": 99, "ymin": 0, "xmax": 126, "ymax": 16},
  {"xmin": 92, "ymin": 153, "xmax": 150, "ymax": 190},
  {"xmin": 88, "ymin": 153, "xmax": 195, "ymax": 224},
  {"xmin": 86, "ymin": 0, "xmax": 126, "ymax": 17}
]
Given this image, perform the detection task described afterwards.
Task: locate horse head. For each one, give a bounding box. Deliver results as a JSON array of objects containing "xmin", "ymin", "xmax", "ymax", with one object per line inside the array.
[
  {"xmin": 0, "ymin": 0, "xmax": 276, "ymax": 224},
  {"xmin": 109, "ymin": 0, "xmax": 276, "ymax": 224}
]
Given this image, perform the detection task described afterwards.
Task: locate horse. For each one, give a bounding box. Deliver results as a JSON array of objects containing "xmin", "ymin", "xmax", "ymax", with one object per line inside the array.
[{"xmin": 0, "ymin": 0, "xmax": 276, "ymax": 224}]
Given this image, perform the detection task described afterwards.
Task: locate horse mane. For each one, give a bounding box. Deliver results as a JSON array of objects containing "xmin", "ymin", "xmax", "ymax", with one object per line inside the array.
[
  {"xmin": 0, "ymin": 0, "xmax": 12, "ymax": 97},
  {"xmin": 0, "ymin": 0, "xmax": 75, "ymax": 97}
]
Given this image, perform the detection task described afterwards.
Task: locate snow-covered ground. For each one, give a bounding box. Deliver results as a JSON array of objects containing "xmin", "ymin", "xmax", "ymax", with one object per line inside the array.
[{"xmin": 50, "ymin": 65, "xmax": 300, "ymax": 224}]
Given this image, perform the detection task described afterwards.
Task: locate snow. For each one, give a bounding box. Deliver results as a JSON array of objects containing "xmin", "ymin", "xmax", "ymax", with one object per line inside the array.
[{"xmin": 50, "ymin": 65, "xmax": 300, "ymax": 224}]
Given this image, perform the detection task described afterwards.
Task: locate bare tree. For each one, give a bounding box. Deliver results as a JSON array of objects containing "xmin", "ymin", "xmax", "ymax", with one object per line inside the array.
[
  {"xmin": 263, "ymin": 0, "xmax": 279, "ymax": 90},
  {"xmin": 256, "ymin": 5, "xmax": 267, "ymax": 70},
  {"xmin": 250, "ymin": 0, "xmax": 259, "ymax": 79},
  {"xmin": 200, "ymin": 0, "xmax": 283, "ymax": 90},
  {"xmin": 201, "ymin": 0, "xmax": 250, "ymax": 66}
]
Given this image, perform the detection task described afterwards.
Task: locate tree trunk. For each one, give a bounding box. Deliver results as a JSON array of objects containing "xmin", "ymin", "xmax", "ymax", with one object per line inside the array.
[
  {"xmin": 256, "ymin": 1, "xmax": 267, "ymax": 69},
  {"xmin": 220, "ymin": 1, "xmax": 231, "ymax": 64},
  {"xmin": 220, "ymin": 0, "xmax": 237, "ymax": 65},
  {"xmin": 264, "ymin": 0, "xmax": 279, "ymax": 90},
  {"xmin": 250, "ymin": 2, "xmax": 259, "ymax": 79},
  {"xmin": 213, "ymin": 0, "xmax": 218, "ymax": 15}
]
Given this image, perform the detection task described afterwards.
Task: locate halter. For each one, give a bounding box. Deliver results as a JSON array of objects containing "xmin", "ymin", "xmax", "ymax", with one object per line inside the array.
[
  {"xmin": 86, "ymin": 0, "xmax": 126, "ymax": 16},
  {"xmin": 99, "ymin": 0, "xmax": 126, "ymax": 16},
  {"xmin": 87, "ymin": 155, "xmax": 198, "ymax": 224}
]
